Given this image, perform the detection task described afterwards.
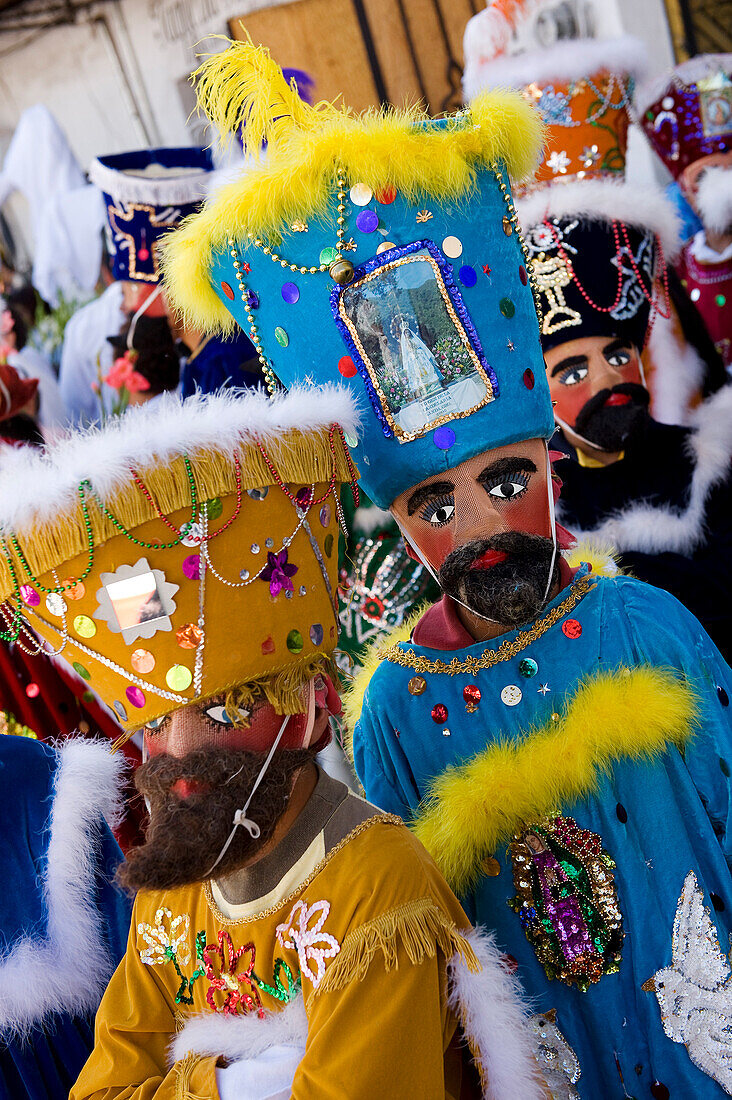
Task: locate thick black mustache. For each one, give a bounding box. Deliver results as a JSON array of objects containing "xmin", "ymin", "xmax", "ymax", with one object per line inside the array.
[
  {"xmin": 573, "ymin": 382, "xmax": 650, "ymax": 451},
  {"xmin": 438, "ymin": 531, "xmax": 559, "ymax": 626}
]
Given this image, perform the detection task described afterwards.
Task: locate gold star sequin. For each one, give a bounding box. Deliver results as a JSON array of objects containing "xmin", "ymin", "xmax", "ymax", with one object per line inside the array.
[
  {"xmin": 340, "ymin": 238, "xmax": 357, "ymax": 252},
  {"xmin": 290, "ymin": 220, "xmax": 309, "ymax": 232},
  {"xmin": 416, "ymin": 210, "xmax": 433, "ymax": 223}
]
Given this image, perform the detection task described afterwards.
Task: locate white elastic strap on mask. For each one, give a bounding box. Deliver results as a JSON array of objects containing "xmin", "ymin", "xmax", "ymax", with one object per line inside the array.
[
  {"xmin": 542, "ymin": 441, "xmax": 559, "ymax": 605},
  {"xmin": 126, "ymin": 283, "xmax": 163, "ymax": 350},
  {"xmin": 205, "ymin": 714, "xmax": 290, "ymax": 879}
]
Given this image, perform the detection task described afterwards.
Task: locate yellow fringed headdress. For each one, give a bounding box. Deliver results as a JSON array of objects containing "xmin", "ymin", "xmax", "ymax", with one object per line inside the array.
[{"xmin": 0, "ymin": 388, "xmax": 358, "ymax": 734}]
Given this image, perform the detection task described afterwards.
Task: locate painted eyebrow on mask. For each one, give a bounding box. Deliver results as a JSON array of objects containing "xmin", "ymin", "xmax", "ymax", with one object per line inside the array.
[
  {"xmin": 476, "ymin": 457, "xmax": 537, "ymax": 484},
  {"xmin": 406, "ymin": 479, "xmax": 455, "ymax": 516},
  {"xmin": 550, "ymin": 354, "xmax": 588, "ymax": 377},
  {"xmin": 602, "ymin": 337, "xmax": 632, "ymax": 357}
]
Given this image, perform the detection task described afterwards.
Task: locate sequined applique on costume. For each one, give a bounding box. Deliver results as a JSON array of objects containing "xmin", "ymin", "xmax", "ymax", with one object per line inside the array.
[
  {"xmin": 529, "ymin": 1009, "xmax": 581, "ymax": 1100},
  {"xmin": 137, "ymin": 909, "xmax": 206, "ymax": 1005},
  {"xmin": 508, "ymin": 816, "xmax": 623, "ymax": 990},
  {"xmin": 276, "ymin": 899, "xmax": 340, "ymax": 989},
  {"xmin": 253, "ymin": 958, "xmax": 301, "ymax": 1004},
  {"xmin": 643, "ymin": 871, "xmax": 732, "ymax": 1093},
  {"xmin": 203, "ymin": 930, "xmax": 264, "ymax": 1017}
]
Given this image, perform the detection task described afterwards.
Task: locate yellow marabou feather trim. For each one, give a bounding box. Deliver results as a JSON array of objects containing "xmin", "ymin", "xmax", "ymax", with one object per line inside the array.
[
  {"xmin": 163, "ymin": 40, "xmax": 544, "ymax": 334},
  {"xmin": 315, "ymin": 896, "xmax": 478, "ymax": 996},
  {"xmin": 564, "ymin": 538, "xmax": 621, "ymax": 578},
  {"xmin": 413, "ymin": 666, "xmax": 698, "ymax": 894}
]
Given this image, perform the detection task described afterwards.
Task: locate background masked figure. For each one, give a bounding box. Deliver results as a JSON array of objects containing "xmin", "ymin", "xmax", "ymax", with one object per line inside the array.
[
  {"xmin": 521, "ymin": 211, "xmax": 732, "ymax": 661},
  {"xmin": 640, "ymin": 54, "xmax": 732, "ymax": 373},
  {"xmin": 164, "ymin": 40, "xmax": 732, "ymax": 1099},
  {"xmin": 0, "ymin": 385, "xmax": 544, "ymax": 1100}
]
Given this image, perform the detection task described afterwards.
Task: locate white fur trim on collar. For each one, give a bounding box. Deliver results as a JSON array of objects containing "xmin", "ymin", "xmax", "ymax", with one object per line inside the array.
[
  {"xmin": 170, "ymin": 995, "xmax": 308, "ymax": 1067},
  {"xmin": 638, "ymin": 54, "xmax": 732, "ymax": 115},
  {"xmin": 558, "ymin": 384, "xmax": 732, "ymax": 554},
  {"xmin": 89, "ymin": 158, "xmax": 212, "ymax": 207},
  {"xmin": 646, "ymin": 307, "xmax": 706, "ymax": 427},
  {"xmin": 0, "ymin": 387, "xmax": 361, "ymax": 535},
  {"xmin": 0, "ymin": 739, "xmax": 125, "ymax": 1035},
  {"xmin": 463, "ymin": 34, "xmax": 648, "ymax": 101},
  {"xmin": 447, "ymin": 925, "xmax": 545, "ymax": 1100},
  {"xmin": 515, "ymin": 179, "xmax": 682, "ymax": 259}
]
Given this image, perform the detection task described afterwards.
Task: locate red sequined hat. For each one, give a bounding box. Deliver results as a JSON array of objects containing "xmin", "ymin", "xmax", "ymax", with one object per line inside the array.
[{"xmin": 639, "ymin": 54, "xmax": 732, "ymax": 179}]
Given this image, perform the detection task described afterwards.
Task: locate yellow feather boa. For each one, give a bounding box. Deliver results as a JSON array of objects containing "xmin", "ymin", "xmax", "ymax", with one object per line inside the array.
[{"xmin": 413, "ymin": 666, "xmax": 698, "ymax": 894}]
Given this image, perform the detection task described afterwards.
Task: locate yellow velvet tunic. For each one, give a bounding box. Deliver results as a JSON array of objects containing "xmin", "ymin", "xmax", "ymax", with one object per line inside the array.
[{"xmin": 72, "ymin": 776, "xmax": 480, "ymax": 1100}]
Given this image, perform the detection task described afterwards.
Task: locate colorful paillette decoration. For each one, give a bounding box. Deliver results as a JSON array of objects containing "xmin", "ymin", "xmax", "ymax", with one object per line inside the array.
[
  {"xmin": 203, "ymin": 930, "xmax": 264, "ymax": 1017},
  {"xmin": 276, "ymin": 899, "xmax": 340, "ymax": 989},
  {"xmin": 508, "ymin": 816, "xmax": 623, "ymax": 991},
  {"xmin": 643, "ymin": 871, "xmax": 732, "ymax": 1094}
]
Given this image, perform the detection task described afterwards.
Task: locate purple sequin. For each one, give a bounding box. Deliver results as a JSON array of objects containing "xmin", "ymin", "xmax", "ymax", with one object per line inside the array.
[
  {"xmin": 355, "ymin": 209, "xmax": 379, "ymax": 234},
  {"xmin": 459, "ymin": 265, "xmax": 477, "ymax": 288},
  {"xmin": 281, "ymin": 282, "xmax": 300, "ymax": 304},
  {"xmin": 182, "ymin": 554, "xmax": 201, "ymax": 580},
  {"xmin": 126, "ymin": 685, "xmax": 146, "ymax": 709},
  {"xmin": 433, "ymin": 426, "xmax": 456, "ymax": 450}
]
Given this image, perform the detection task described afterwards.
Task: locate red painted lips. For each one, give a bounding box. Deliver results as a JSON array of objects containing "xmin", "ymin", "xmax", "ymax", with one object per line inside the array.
[
  {"xmin": 605, "ymin": 393, "xmax": 631, "ymax": 407},
  {"xmin": 470, "ymin": 549, "xmax": 508, "ymax": 570}
]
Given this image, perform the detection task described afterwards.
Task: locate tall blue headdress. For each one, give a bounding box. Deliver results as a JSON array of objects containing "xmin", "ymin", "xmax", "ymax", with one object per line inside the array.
[
  {"xmin": 90, "ymin": 147, "xmax": 213, "ymax": 284},
  {"xmin": 164, "ymin": 43, "xmax": 554, "ymax": 508}
]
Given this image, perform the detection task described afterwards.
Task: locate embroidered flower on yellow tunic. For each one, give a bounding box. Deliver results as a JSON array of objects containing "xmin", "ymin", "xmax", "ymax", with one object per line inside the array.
[
  {"xmin": 203, "ymin": 929, "xmax": 264, "ymax": 1017},
  {"xmin": 276, "ymin": 899, "xmax": 340, "ymax": 988},
  {"xmin": 138, "ymin": 908, "xmax": 191, "ymax": 967}
]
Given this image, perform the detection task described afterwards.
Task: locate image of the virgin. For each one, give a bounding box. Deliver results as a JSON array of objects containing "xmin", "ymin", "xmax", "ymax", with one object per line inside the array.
[{"xmin": 397, "ymin": 316, "xmax": 443, "ymax": 402}]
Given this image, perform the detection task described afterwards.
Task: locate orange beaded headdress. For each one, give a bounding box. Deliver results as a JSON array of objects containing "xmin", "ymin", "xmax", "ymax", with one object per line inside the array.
[
  {"xmin": 0, "ymin": 389, "xmax": 358, "ymax": 735},
  {"xmin": 462, "ymin": 13, "xmax": 648, "ymax": 194}
]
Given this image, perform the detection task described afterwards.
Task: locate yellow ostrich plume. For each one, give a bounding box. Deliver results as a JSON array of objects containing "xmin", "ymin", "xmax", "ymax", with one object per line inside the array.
[{"xmin": 192, "ymin": 36, "xmax": 350, "ymax": 157}]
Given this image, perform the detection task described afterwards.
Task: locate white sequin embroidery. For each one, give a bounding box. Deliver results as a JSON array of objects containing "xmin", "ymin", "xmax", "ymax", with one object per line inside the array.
[
  {"xmin": 276, "ymin": 900, "xmax": 340, "ymax": 988},
  {"xmin": 644, "ymin": 871, "xmax": 732, "ymax": 1093},
  {"xmin": 138, "ymin": 907, "xmax": 191, "ymax": 967}
]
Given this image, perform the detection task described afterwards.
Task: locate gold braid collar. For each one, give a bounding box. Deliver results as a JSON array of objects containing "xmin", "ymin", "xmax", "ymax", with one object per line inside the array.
[{"xmin": 379, "ymin": 575, "xmax": 595, "ymax": 676}]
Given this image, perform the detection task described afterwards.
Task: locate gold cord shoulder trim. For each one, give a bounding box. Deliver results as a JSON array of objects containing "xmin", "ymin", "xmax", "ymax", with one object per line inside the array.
[
  {"xmin": 314, "ymin": 896, "xmax": 479, "ymax": 996},
  {"xmin": 380, "ymin": 575, "xmax": 595, "ymax": 675},
  {"xmin": 204, "ymin": 813, "xmax": 403, "ymax": 925}
]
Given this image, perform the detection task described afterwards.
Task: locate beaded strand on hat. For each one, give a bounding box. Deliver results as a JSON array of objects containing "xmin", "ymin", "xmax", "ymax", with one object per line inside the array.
[
  {"xmin": 545, "ymin": 218, "xmax": 625, "ymax": 313},
  {"xmin": 492, "ymin": 162, "xmax": 545, "ymax": 331}
]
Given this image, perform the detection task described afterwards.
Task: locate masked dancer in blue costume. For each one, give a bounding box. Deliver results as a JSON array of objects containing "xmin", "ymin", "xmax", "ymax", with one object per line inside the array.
[
  {"xmin": 0, "ymin": 736, "xmax": 130, "ymax": 1098},
  {"xmin": 164, "ymin": 38, "xmax": 732, "ymax": 1099}
]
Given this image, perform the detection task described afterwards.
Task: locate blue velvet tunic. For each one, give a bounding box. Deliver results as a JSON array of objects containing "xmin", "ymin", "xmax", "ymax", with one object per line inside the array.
[
  {"xmin": 0, "ymin": 737, "xmax": 131, "ymax": 1099},
  {"xmin": 354, "ymin": 569, "xmax": 732, "ymax": 1098}
]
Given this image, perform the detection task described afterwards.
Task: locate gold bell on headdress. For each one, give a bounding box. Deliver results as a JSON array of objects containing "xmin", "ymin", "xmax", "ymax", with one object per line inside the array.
[{"xmin": 329, "ymin": 257, "xmax": 355, "ymax": 285}]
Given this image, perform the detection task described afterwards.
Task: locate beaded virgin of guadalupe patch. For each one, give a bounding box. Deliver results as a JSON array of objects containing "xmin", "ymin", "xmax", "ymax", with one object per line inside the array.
[
  {"xmin": 508, "ymin": 816, "xmax": 623, "ymax": 991},
  {"xmin": 643, "ymin": 871, "xmax": 732, "ymax": 1094}
]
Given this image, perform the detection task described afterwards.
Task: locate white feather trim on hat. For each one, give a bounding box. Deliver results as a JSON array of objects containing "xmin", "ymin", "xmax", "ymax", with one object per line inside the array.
[
  {"xmin": 515, "ymin": 179, "xmax": 682, "ymax": 259},
  {"xmin": 88, "ymin": 157, "xmax": 212, "ymax": 207},
  {"xmin": 463, "ymin": 33, "xmax": 648, "ymax": 101},
  {"xmin": 0, "ymin": 386, "xmax": 361, "ymax": 535},
  {"xmin": 696, "ymin": 167, "xmax": 732, "ymax": 235}
]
